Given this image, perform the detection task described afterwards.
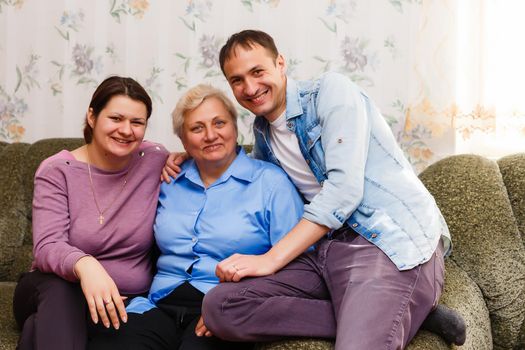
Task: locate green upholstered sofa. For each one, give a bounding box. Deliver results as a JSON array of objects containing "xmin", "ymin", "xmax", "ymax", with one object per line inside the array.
[{"xmin": 0, "ymin": 138, "xmax": 524, "ymax": 350}]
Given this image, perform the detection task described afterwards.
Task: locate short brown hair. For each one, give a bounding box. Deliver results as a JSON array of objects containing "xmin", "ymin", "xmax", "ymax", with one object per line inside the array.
[
  {"xmin": 83, "ymin": 76, "xmax": 152, "ymax": 143},
  {"xmin": 219, "ymin": 29, "xmax": 279, "ymax": 74},
  {"xmin": 172, "ymin": 84, "xmax": 238, "ymax": 138}
]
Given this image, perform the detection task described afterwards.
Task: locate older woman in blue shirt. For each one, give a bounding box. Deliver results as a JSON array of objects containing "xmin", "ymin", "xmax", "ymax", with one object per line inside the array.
[{"xmin": 89, "ymin": 85, "xmax": 304, "ymax": 350}]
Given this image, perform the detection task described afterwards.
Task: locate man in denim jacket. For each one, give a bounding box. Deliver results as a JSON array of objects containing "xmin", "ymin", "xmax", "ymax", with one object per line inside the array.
[{"xmin": 196, "ymin": 30, "xmax": 465, "ymax": 349}]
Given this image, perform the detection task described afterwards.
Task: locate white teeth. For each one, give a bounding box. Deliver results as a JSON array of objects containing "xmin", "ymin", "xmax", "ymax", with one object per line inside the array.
[{"xmin": 250, "ymin": 90, "xmax": 268, "ymax": 103}]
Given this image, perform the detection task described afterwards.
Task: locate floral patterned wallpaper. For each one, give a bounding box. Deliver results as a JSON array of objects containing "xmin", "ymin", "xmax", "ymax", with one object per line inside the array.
[{"xmin": 1, "ymin": 0, "xmax": 524, "ymax": 172}]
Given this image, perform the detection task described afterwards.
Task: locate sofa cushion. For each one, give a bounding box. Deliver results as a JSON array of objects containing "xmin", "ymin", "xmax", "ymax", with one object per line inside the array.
[
  {"xmin": 0, "ymin": 282, "xmax": 18, "ymax": 350},
  {"xmin": 405, "ymin": 330, "xmax": 449, "ymax": 350},
  {"xmin": 438, "ymin": 259, "xmax": 492, "ymax": 349},
  {"xmin": 420, "ymin": 154, "xmax": 525, "ymax": 349},
  {"xmin": 0, "ymin": 143, "xmax": 30, "ymax": 280},
  {"xmin": 256, "ymin": 339, "xmax": 333, "ymax": 350}
]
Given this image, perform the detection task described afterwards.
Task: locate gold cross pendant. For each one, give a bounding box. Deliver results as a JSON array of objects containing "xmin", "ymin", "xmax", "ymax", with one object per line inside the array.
[{"xmin": 99, "ymin": 215, "xmax": 104, "ymax": 225}]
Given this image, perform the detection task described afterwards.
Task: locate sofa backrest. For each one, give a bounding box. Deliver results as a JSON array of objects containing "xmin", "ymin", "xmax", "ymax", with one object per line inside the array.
[
  {"xmin": 498, "ymin": 154, "xmax": 525, "ymax": 245},
  {"xmin": 0, "ymin": 142, "xmax": 31, "ymax": 281},
  {"xmin": 0, "ymin": 138, "xmax": 84, "ymax": 281},
  {"xmin": 420, "ymin": 154, "xmax": 525, "ymax": 349},
  {"xmin": 2, "ymin": 139, "xmax": 524, "ymax": 347}
]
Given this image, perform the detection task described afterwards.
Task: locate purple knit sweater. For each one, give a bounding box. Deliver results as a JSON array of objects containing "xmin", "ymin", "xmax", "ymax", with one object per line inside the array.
[{"xmin": 31, "ymin": 141, "xmax": 168, "ymax": 294}]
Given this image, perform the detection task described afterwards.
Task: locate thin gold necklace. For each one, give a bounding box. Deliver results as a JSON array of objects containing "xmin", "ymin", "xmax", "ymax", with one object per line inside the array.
[{"xmin": 86, "ymin": 147, "xmax": 130, "ymax": 225}]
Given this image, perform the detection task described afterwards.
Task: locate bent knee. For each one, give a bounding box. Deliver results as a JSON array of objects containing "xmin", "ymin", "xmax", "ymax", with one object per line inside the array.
[
  {"xmin": 43, "ymin": 276, "xmax": 81, "ymax": 295},
  {"xmin": 202, "ymin": 285, "xmax": 229, "ymax": 328},
  {"xmin": 202, "ymin": 284, "xmax": 248, "ymax": 341},
  {"xmin": 37, "ymin": 275, "xmax": 85, "ymax": 309}
]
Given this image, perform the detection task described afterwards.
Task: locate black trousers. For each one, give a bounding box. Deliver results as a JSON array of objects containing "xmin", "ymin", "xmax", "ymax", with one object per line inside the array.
[
  {"xmin": 13, "ymin": 270, "xmax": 88, "ymax": 350},
  {"xmin": 88, "ymin": 282, "xmax": 253, "ymax": 350}
]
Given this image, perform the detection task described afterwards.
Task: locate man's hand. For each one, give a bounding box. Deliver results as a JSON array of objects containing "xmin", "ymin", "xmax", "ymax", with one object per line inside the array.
[
  {"xmin": 74, "ymin": 256, "xmax": 127, "ymax": 329},
  {"xmin": 161, "ymin": 152, "xmax": 189, "ymax": 183},
  {"xmin": 195, "ymin": 316, "xmax": 213, "ymax": 337},
  {"xmin": 216, "ymin": 253, "xmax": 279, "ymax": 282}
]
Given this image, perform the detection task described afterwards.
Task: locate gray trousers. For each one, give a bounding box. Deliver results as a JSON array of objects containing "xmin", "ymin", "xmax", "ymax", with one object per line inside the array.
[{"xmin": 203, "ymin": 228, "xmax": 444, "ymax": 350}]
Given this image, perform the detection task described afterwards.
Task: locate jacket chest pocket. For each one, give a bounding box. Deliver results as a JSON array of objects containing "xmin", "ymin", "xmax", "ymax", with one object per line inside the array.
[
  {"xmin": 306, "ymin": 124, "xmax": 322, "ymax": 151},
  {"xmin": 305, "ymin": 123, "xmax": 325, "ymax": 175}
]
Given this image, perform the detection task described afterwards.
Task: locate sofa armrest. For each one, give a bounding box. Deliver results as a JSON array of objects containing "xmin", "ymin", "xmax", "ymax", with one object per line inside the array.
[{"xmin": 408, "ymin": 259, "xmax": 492, "ymax": 350}]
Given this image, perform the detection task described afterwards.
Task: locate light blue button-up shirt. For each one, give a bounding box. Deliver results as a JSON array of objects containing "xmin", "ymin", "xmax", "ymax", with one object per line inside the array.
[{"xmin": 127, "ymin": 148, "xmax": 304, "ymax": 314}]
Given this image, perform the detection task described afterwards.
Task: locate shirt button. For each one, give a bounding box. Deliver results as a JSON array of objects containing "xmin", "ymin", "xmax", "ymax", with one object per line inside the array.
[
  {"xmin": 306, "ymin": 159, "xmax": 310, "ymax": 164},
  {"xmin": 307, "ymin": 140, "xmax": 313, "ymax": 146},
  {"xmin": 286, "ymin": 121, "xmax": 293, "ymax": 129},
  {"xmin": 337, "ymin": 138, "xmax": 343, "ymax": 143},
  {"xmin": 139, "ymin": 151, "xmax": 145, "ymax": 157},
  {"xmin": 371, "ymin": 233, "xmax": 377, "ymax": 238},
  {"xmin": 155, "ymin": 146, "xmax": 160, "ymax": 150},
  {"xmin": 351, "ymin": 223, "xmax": 358, "ymax": 228},
  {"xmin": 191, "ymin": 237, "xmax": 197, "ymax": 243}
]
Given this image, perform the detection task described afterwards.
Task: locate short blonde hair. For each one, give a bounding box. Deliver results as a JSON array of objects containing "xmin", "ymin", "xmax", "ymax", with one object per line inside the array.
[{"xmin": 172, "ymin": 84, "xmax": 238, "ymax": 138}]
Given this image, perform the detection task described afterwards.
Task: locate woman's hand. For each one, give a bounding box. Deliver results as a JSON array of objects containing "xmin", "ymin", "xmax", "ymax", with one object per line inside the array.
[
  {"xmin": 215, "ymin": 253, "xmax": 279, "ymax": 282},
  {"xmin": 195, "ymin": 316, "xmax": 213, "ymax": 337},
  {"xmin": 216, "ymin": 220, "xmax": 330, "ymax": 283},
  {"xmin": 160, "ymin": 152, "xmax": 189, "ymax": 183},
  {"xmin": 74, "ymin": 256, "xmax": 127, "ymax": 329}
]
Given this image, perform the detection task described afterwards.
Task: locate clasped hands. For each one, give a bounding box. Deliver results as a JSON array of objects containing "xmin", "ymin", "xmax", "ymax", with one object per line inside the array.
[{"xmin": 215, "ymin": 252, "xmax": 279, "ymax": 282}]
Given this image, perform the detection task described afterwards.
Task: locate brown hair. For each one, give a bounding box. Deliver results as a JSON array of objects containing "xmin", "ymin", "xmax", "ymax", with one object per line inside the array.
[
  {"xmin": 172, "ymin": 84, "xmax": 238, "ymax": 138},
  {"xmin": 219, "ymin": 29, "xmax": 279, "ymax": 74},
  {"xmin": 83, "ymin": 76, "xmax": 152, "ymax": 143}
]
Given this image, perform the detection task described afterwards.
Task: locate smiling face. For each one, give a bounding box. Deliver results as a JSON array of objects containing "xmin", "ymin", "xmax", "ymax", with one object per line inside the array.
[
  {"xmin": 223, "ymin": 44, "xmax": 287, "ymax": 122},
  {"xmin": 87, "ymin": 95, "xmax": 147, "ymax": 165},
  {"xmin": 181, "ymin": 96, "xmax": 238, "ymax": 173}
]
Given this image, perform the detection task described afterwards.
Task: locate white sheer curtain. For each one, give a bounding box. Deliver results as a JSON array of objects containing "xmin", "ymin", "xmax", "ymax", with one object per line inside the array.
[
  {"xmin": 455, "ymin": 0, "xmax": 525, "ymax": 158},
  {"xmin": 1, "ymin": 0, "xmax": 524, "ymax": 170}
]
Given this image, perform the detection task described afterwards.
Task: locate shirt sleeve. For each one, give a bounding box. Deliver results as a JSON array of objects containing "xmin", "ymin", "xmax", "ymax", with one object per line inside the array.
[
  {"xmin": 302, "ymin": 73, "xmax": 371, "ymax": 229},
  {"xmin": 32, "ymin": 163, "xmax": 88, "ymax": 281},
  {"xmin": 265, "ymin": 170, "xmax": 305, "ymax": 245}
]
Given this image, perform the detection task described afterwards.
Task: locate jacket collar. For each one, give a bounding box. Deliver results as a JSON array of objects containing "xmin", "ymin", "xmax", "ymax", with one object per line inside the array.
[{"xmin": 285, "ymin": 76, "xmax": 303, "ymax": 120}]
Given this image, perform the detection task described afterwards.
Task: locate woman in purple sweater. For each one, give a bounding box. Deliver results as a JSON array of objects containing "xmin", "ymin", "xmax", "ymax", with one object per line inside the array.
[{"xmin": 12, "ymin": 76, "xmax": 168, "ymax": 350}]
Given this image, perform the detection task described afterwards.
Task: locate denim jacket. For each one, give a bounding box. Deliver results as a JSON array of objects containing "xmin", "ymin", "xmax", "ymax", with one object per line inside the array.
[{"xmin": 253, "ymin": 72, "xmax": 451, "ymax": 270}]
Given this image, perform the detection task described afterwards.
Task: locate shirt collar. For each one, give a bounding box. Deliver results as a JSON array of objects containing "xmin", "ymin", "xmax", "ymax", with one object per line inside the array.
[{"xmin": 173, "ymin": 146, "xmax": 255, "ymax": 187}]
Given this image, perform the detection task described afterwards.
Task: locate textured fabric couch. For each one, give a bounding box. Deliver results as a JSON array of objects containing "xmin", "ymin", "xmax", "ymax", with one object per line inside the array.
[{"xmin": 0, "ymin": 138, "xmax": 524, "ymax": 350}]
